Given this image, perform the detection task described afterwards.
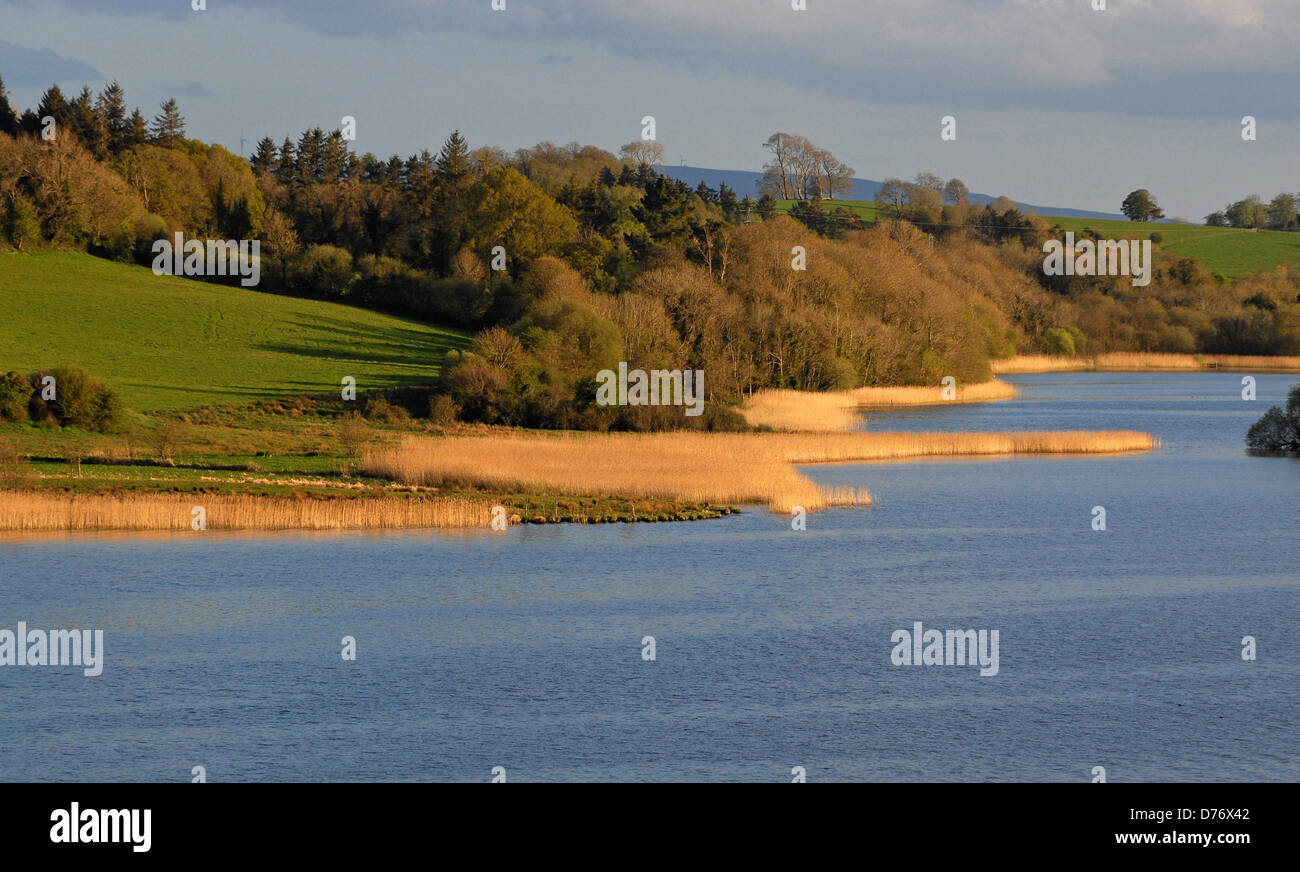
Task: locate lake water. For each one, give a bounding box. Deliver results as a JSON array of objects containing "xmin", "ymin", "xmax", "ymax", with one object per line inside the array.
[{"xmin": 1, "ymin": 372, "xmax": 1296, "ymax": 782}]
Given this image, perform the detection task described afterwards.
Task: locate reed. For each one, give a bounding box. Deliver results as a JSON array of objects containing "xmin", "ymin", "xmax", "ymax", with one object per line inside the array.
[
  {"xmin": 0, "ymin": 492, "xmax": 489, "ymax": 532},
  {"xmin": 993, "ymin": 353, "xmax": 1300, "ymax": 374},
  {"xmin": 363, "ymin": 428, "xmax": 1155, "ymax": 513},
  {"xmin": 741, "ymin": 381, "xmax": 1018, "ymax": 432}
]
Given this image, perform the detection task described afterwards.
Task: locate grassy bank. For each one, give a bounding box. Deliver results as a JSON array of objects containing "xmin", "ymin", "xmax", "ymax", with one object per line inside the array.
[
  {"xmin": 993, "ymin": 353, "xmax": 1300, "ymax": 374},
  {"xmin": 0, "ymin": 404, "xmax": 736, "ymax": 530},
  {"xmin": 742, "ymin": 381, "xmax": 1018, "ymax": 431}
]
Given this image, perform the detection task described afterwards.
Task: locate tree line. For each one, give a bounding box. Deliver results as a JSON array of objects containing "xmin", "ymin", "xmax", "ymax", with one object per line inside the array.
[
  {"xmin": 1206, "ymin": 192, "xmax": 1300, "ymax": 230},
  {"xmin": 2, "ymin": 75, "xmax": 1298, "ymax": 430}
]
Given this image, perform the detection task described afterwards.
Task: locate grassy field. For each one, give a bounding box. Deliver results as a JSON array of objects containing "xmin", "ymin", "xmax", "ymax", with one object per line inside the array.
[
  {"xmin": 0, "ymin": 251, "xmax": 470, "ymax": 412},
  {"xmin": 1045, "ymin": 216, "xmax": 1300, "ymax": 280},
  {"xmin": 774, "ymin": 199, "xmax": 1300, "ymax": 280}
]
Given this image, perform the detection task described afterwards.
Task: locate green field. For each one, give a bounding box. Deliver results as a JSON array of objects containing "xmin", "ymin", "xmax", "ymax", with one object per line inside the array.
[
  {"xmin": 775, "ymin": 199, "xmax": 1300, "ymax": 280},
  {"xmin": 1044, "ymin": 217, "xmax": 1300, "ymax": 280},
  {"xmin": 0, "ymin": 251, "xmax": 469, "ymax": 412}
]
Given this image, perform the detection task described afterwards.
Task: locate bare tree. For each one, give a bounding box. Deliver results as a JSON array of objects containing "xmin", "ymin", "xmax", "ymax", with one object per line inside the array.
[
  {"xmin": 942, "ymin": 178, "xmax": 969, "ymax": 206},
  {"xmin": 619, "ymin": 141, "xmax": 664, "ymax": 168}
]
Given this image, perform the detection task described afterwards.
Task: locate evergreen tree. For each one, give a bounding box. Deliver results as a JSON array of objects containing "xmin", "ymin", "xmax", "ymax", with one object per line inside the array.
[
  {"xmin": 69, "ymin": 85, "xmax": 107, "ymax": 155},
  {"xmin": 250, "ymin": 137, "xmax": 278, "ymax": 175},
  {"xmin": 322, "ymin": 129, "xmax": 349, "ymax": 182},
  {"xmin": 435, "ymin": 129, "xmax": 471, "ymax": 191},
  {"xmin": 150, "ymin": 97, "xmax": 186, "ymax": 145},
  {"xmin": 95, "ymin": 81, "xmax": 129, "ymax": 151},
  {"xmin": 125, "ymin": 108, "xmax": 149, "ymax": 148},
  {"xmin": 36, "ymin": 85, "xmax": 67, "ymax": 127},
  {"xmin": 0, "ymin": 75, "xmax": 20, "ymax": 135},
  {"xmin": 718, "ymin": 182, "xmax": 738, "ymax": 219},
  {"xmin": 296, "ymin": 127, "xmax": 326, "ymax": 186},
  {"xmin": 275, "ymin": 137, "xmax": 298, "ymax": 186}
]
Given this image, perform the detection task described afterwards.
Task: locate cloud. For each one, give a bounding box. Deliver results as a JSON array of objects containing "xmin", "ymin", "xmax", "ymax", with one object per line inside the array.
[
  {"xmin": 538, "ymin": 54, "xmax": 573, "ymax": 65},
  {"xmin": 0, "ymin": 40, "xmax": 101, "ymax": 84},
  {"xmin": 30, "ymin": 0, "xmax": 1300, "ymax": 118}
]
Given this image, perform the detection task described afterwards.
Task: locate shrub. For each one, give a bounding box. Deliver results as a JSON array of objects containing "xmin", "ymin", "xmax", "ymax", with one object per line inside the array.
[
  {"xmin": 149, "ymin": 418, "xmax": 190, "ymax": 462},
  {"xmin": 26, "ymin": 368, "xmax": 122, "ymax": 432},
  {"xmin": 0, "ymin": 371, "xmax": 32, "ymax": 422},
  {"xmin": 362, "ymin": 396, "xmax": 411, "ymax": 425},
  {"xmin": 1246, "ymin": 385, "xmax": 1300, "ymax": 454},
  {"xmin": 1042, "ymin": 327, "xmax": 1077, "ymax": 357},
  {"xmin": 337, "ymin": 412, "xmax": 370, "ymax": 457},
  {"xmin": 428, "ymin": 394, "xmax": 459, "ymax": 426},
  {"xmin": 0, "ymin": 435, "xmax": 34, "ymax": 489}
]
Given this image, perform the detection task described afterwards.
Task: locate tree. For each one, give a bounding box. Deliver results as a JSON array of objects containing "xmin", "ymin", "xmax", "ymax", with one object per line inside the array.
[
  {"xmin": 125, "ymin": 109, "xmax": 149, "ymax": 148},
  {"xmin": 95, "ymin": 81, "xmax": 129, "ymax": 151},
  {"xmin": 1205, "ymin": 211, "xmax": 1227, "ymax": 227},
  {"xmin": 717, "ymin": 182, "xmax": 738, "ymax": 219},
  {"xmin": 4, "ymin": 196, "xmax": 41, "ymax": 251},
  {"xmin": 250, "ymin": 137, "xmax": 277, "ymax": 175},
  {"xmin": 1266, "ymin": 193, "xmax": 1297, "ymax": 230},
  {"xmin": 436, "ymin": 129, "xmax": 471, "ymax": 190},
  {"xmin": 760, "ymin": 132, "xmax": 824, "ymax": 200},
  {"xmin": 619, "ymin": 140, "xmax": 664, "ymax": 169},
  {"xmin": 817, "ymin": 149, "xmax": 855, "ymax": 200},
  {"xmin": 1225, "ymin": 196, "xmax": 1266, "ymax": 229},
  {"xmin": 877, "ymin": 178, "xmax": 909, "ymax": 216},
  {"xmin": 150, "ymin": 98, "xmax": 186, "ymax": 146},
  {"xmin": 68, "ymin": 86, "xmax": 107, "ymax": 156},
  {"xmin": 461, "ymin": 168, "xmax": 580, "ymax": 269},
  {"xmin": 913, "ymin": 172, "xmax": 944, "ymax": 193},
  {"xmin": 0, "ymin": 75, "xmax": 20, "ymax": 135},
  {"xmin": 1121, "ymin": 189, "xmax": 1164, "ymax": 222},
  {"xmin": 1245, "ymin": 385, "xmax": 1300, "ymax": 453},
  {"xmin": 36, "ymin": 85, "xmax": 67, "ymax": 128},
  {"xmin": 942, "ymin": 178, "xmax": 969, "ymax": 206}
]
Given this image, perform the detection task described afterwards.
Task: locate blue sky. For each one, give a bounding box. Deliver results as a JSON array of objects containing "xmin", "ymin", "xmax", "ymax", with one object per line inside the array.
[{"xmin": 2, "ymin": 0, "xmax": 1296, "ymax": 219}]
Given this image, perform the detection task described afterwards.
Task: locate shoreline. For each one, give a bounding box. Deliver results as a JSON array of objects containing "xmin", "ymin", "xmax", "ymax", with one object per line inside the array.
[
  {"xmin": 0, "ymin": 428, "xmax": 1156, "ymax": 534},
  {"xmin": 993, "ymin": 353, "xmax": 1300, "ymax": 374},
  {"xmin": 742, "ymin": 381, "xmax": 1019, "ymax": 432}
]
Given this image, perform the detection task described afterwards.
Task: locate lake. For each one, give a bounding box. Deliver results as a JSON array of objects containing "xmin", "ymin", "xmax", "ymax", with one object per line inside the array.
[{"xmin": 1, "ymin": 372, "xmax": 1296, "ymax": 782}]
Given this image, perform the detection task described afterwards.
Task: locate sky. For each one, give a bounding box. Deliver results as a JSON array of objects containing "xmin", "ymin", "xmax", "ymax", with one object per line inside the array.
[{"xmin": 1, "ymin": 0, "xmax": 1297, "ymax": 220}]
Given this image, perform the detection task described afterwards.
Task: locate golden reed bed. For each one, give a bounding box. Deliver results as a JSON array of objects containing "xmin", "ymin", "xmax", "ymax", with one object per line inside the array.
[
  {"xmin": 993, "ymin": 353, "xmax": 1300, "ymax": 374},
  {"xmin": 0, "ymin": 492, "xmax": 488, "ymax": 532},
  {"xmin": 362, "ymin": 429, "xmax": 1156, "ymax": 514},
  {"xmin": 741, "ymin": 381, "xmax": 1018, "ymax": 432}
]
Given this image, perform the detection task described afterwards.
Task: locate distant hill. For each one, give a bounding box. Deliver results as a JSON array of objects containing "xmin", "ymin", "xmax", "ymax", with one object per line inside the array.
[{"xmin": 657, "ymin": 165, "xmax": 1130, "ymax": 222}]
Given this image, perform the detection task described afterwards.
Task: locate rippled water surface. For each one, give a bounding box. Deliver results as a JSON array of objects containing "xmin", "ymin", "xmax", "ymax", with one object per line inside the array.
[{"xmin": 1, "ymin": 372, "xmax": 1296, "ymax": 781}]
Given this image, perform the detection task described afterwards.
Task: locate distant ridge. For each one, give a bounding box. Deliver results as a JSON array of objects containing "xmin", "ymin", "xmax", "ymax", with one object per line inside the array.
[{"xmin": 657, "ymin": 165, "xmax": 1130, "ymax": 222}]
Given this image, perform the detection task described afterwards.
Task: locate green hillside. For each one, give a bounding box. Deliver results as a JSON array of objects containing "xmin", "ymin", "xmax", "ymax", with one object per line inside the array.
[
  {"xmin": 0, "ymin": 252, "xmax": 470, "ymax": 412},
  {"xmin": 1045, "ymin": 217, "xmax": 1300, "ymax": 280},
  {"xmin": 775, "ymin": 199, "xmax": 1300, "ymax": 280}
]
